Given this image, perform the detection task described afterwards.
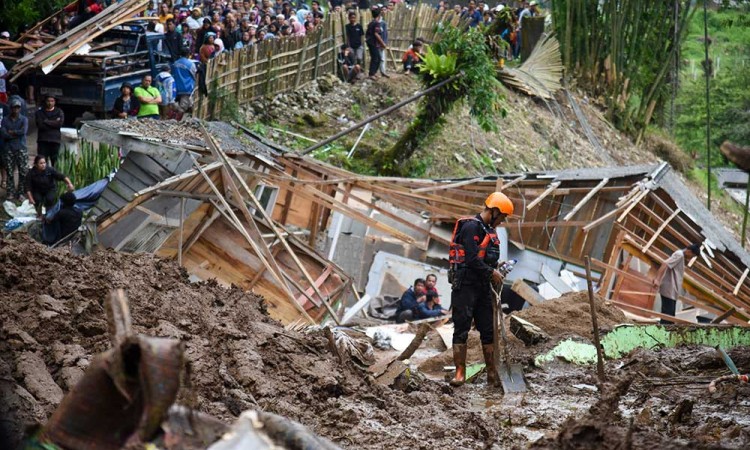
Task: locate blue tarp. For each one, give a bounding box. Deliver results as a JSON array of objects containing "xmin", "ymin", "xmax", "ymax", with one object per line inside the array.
[{"xmin": 42, "ymin": 179, "xmax": 109, "ymax": 245}]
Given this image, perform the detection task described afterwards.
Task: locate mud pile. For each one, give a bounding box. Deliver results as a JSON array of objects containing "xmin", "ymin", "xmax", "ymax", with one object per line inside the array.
[
  {"xmin": 514, "ymin": 291, "xmax": 629, "ymax": 339},
  {"xmin": 0, "ymin": 236, "xmax": 518, "ymax": 449}
]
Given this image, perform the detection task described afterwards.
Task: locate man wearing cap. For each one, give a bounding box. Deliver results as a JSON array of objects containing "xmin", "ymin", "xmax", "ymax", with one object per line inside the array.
[
  {"xmin": 448, "ymin": 192, "xmax": 514, "ymax": 387},
  {"xmin": 1, "ymin": 99, "xmax": 29, "ymax": 201},
  {"xmin": 35, "ymin": 96, "xmax": 64, "ymax": 168},
  {"xmin": 186, "ymin": 8, "xmax": 204, "ymax": 30}
]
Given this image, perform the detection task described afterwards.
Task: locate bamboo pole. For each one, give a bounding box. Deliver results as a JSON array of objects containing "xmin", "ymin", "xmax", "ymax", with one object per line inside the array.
[{"xmin": 585, "ymin": 256, "xmax": 606, "ymax": 385}]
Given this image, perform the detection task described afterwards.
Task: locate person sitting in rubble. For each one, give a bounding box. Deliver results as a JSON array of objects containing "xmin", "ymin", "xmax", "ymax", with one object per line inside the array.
[
  {"xmin": 415, "ymin": 290, "xmax": 446, "ymax": 319},
  {"xmin": 425, "ymin": 273, "xmax": 440, "ymax": 304},
  {"xmin": 394, "ymin": 278, "xmax": 427, "ymax": 323},
  {"xmin": 44, "ymin": 192, "xmax": 82, "ymax": 245},
  {"xmin": 337, "ymin": 45, "xmax": 360, "ymax": 83},
  {"xmin": 402, "ymin": 40, "xmax": 423, "ymax": 74}
]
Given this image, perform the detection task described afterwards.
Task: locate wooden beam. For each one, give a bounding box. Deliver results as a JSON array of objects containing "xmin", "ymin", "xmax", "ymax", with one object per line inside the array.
[
  {"xmin": 410, "ymin": 176, "xmax": 486, "ymax": 194},
  {"xmin": 563, "ymin": 178, "xmax": 609, "ymax": 221},
  {"xmin": 498, "ymin": 175, "xmax": 527, "ymax": 192},
  {"xmin": 609, "ymin": 300, "xmax": 695, "ymax": 324},
  {"xmin": 247, "ymin": 245, "xmax": 283, "ymax": 291},
  {"xmin": 582, "ymin": 201, "xmax": 631, "ymax": 233},
  {"xmin": 617, "ymin": 189, "xmax": 649, "ymax": 223},
  {"xmin": 712, "ymin": 307, "xmax": 737, "ymax": 324},
  {"xmin": 526, "ymin": 181, "xmax": 561, "ymax": 211},
  {"xmin": 642, "ymin": 208, "xmax": 681, "ymax": 253},
  {"xmin": 178, "ymin": 198, "xmax": 185, "ymax": 266},
  {"xmin": 510, "ymin": 279, "xmax": 544, "ymax": 306},
  {"xmin": 734, "ymin": 268, "xmax": 749, "ymax": 296}
]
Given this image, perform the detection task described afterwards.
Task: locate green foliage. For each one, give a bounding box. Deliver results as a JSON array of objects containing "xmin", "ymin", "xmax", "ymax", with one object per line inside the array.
[
  {"xmin": 56, "ymin": 141, "xmax": 121, "ymax": 197},
  {"xmin": 379, "ymin": 24, "xmax": 504, "ymax": 175},
  {"xmin": 550, "ymin": 0, "xmax": 693, "ymax": 135},
  {"xmin": 674, "ymin": 8, "xmax": 750, "ymax": 166},
  {"xmin": 0, "ymin": 0, "xmax": 68, "ymax": 36},
  {"xmin": 418, "ymin": 47, "xmax": 457, "ymax": 79},
  {"xmin": 310, "ymin": 143, "xmax": 377, "ymax": 176},
  {"xmin": 350, "ymin": 102, "xmax": 363, "ymax": 120}
]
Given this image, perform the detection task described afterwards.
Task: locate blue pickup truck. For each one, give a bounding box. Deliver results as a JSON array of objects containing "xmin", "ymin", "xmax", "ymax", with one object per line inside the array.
[{"xmin": 26, "ymin": 25, "xmax": 170, "ymax": 122}]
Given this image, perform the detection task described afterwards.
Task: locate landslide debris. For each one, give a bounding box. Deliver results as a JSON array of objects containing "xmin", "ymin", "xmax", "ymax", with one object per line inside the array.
[{"xmin": 0, "ymin": 236, "xmax": 518, "ymax": 449}]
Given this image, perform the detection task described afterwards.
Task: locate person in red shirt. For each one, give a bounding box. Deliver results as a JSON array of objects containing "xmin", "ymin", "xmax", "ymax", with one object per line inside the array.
[
  {"xmin": 65, "ymin": 0, "xmax": 103, "ymax": 30},
  {"xmin": 402, "ymin": 40, "xmax": 423, "ymax": 74}
]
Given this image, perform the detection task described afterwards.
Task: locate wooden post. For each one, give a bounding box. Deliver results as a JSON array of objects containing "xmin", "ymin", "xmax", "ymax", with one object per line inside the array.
[
  {"xmin": 294, "ymin": 40, "xmax": 309, "ymax": 88},
  {"xmin": 585, "ymin": 256, "xmax": 606, "ymax": 385},
  {"xmin": 313, "ymin": 27, "xmax": 325, "ymax": 79},
  {"xmin": 178, "ymin": 197, "xmax": 185, "ymax": 266}
]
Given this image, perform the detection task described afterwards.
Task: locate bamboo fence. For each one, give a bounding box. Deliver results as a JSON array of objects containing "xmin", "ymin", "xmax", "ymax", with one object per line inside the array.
[{"xmin": 198, "ymin": 4, "xmax": 461, "ymax": 119}]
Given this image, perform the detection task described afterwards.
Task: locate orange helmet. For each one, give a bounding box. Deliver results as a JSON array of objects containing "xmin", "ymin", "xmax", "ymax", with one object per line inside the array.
[{"xmin": 485, "ymin": 192, "xmax": 514, "ymax": 215}]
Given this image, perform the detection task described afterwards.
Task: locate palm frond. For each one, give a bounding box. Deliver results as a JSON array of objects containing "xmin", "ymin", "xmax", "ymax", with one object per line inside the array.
[{"xmin": 498, "ymin": 35, "xmax": 564, "ymax": 99}]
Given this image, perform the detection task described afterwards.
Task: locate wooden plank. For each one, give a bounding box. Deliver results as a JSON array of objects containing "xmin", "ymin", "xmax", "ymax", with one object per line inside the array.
[
  {"xmin": 410, "ymin": 176, "xmax": 486, "ymax": 194},
  {"xmin": 712, "ymin": 307, "xmax": 737, "ymax": 324},
  {"xmin": 617, "ymin": 189, "xmax": 649, "ymax": 223},
  {"xmin": 526, "ymin": 182, "xmax": 561, "ymax": 211},
  {"xmin": 563, "ymin": 178, "xmax": 609, "ymax": 221},
  {"xmin": 609, "ymin": 300, "xmax": 695, "ymax": 324},
  {"xmin": 734, "ymin": 268, "xmax": 750, "ymax": 296},
  {"xmin": 642, "ymin": 207, "xmax": 681, "ymax": 253},
  {"xmin": 511, "ymin": 279, "xmax": 544, "ymax": 306}
]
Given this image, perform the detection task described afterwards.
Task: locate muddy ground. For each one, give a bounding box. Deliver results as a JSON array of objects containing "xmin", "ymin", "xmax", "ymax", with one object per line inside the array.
[{"xmin": 1, "ymin": 236, "xmax": 749, "ymax": 449}]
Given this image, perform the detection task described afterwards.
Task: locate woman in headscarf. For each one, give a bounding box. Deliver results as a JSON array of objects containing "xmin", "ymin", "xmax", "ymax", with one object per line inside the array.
[
  {"xmin": 290, "ymin": 16, "xmax": 306, "ymax": 36},
  {"xmin": 199, "ymin": 32, "xmax": 217, "ymax": 63}
]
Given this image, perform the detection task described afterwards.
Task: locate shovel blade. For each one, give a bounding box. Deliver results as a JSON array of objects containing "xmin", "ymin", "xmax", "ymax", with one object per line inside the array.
[{"xmin": 499, "ymin": 364, "xmax": 526, "ymax": 393}]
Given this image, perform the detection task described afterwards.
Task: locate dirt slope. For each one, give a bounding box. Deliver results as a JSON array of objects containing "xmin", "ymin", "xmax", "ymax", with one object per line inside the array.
[{"xmin": 0, "ymin": 236, "xmax": 518, "ymax": 449}]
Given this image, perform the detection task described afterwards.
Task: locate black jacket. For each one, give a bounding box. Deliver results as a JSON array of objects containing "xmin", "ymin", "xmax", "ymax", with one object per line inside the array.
[
  {"xmin": 35, "ymin": 107, "xmax": 64, "ymax": 143},
  {"xmin": 164, "ymin": 30, "xmax": 184, "ymax": 61},
  {"xmin": 456, "ymin": 214, "xmax": 496, "ymax": 285},
  {"xmin": 52, "ymin": 206, "xmax": 83, "ymax": 243},
  {"xmin": 26, "ymin": 166, "xmax": 66, "ymax": 195},
  {"xmin": 112, "ymin": 95, "xmax": 140, "ymax": 118}
]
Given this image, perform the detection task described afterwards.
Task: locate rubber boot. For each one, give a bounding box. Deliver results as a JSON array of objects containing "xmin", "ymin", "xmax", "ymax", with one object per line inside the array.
[
  {"xmin": 449, "ymin": 344, "xmax": 467, "ymax": 386},
  {"xmin": 482, "ymin": 344, "xmax": 498, "ymax": 386}
]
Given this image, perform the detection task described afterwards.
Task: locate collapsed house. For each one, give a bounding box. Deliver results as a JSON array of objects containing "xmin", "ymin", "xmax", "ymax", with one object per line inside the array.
[{"xmin": 79, "ymin": 118, "xmax": 750, "ymax": 327}]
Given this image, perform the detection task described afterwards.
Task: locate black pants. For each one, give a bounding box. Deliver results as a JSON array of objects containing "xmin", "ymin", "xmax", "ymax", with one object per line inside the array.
[
  {"xmin": 38, "ymin": 141, "xmax": 61, "ymax": 167},
  {"xmin": 452, "ymin": 282, "xmax": 494, "ymax": 345},
  {"xmin": 32, "ymin": 189, "xmax": 57, "ymax": 216},
  {"xmin": 660, "ymin": 295, "xmax": 676, "ymax": 325},
  {"xmin": 367, "ymin": 43, "xmax": 381, "ymax": 76}
]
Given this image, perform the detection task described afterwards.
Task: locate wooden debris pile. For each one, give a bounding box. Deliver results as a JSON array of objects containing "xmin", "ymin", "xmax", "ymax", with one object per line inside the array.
[{"xmin": 9, "ymin": 0, "xmax": 150, "ymax": 81}]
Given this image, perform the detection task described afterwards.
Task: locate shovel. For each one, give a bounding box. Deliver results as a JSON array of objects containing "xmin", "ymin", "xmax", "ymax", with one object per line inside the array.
[{"xmin": 491, "ymin": 282, "xmax": 526, "ymax": 393}]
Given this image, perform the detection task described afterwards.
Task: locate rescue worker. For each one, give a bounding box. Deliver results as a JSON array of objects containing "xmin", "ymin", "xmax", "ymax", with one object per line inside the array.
[{"xmin": 448, "ymin": 192, "xmax": 514, "ymax": 386}]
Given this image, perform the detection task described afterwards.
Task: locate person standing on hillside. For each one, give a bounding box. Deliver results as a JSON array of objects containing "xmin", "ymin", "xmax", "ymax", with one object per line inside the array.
[
  {"xmin": 448, "ymin": 192, "xmax": 514, "ymax": 387},
  {"xmin": 1, "ymin": 99, "xmax": 29, "ymax": 201},
  {"xmin": 35, "ymin": 95, "xmax": 64, "ymax": 168},
  {"xmin": 345, "ymin": 11, "xmax": 364, "ymax": 66},
  {"xmin": 653, "ymin": 244, "xmax": 700, "ymax": 324},
  {"xmin": 365, "ymin": 8, "xmax": 386, "ymax": 79},
  {"xmin": 378, "ymin": 8, "xmax": 390, "ymax": 78}
]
